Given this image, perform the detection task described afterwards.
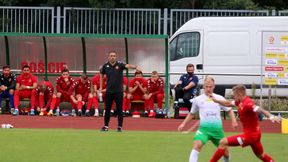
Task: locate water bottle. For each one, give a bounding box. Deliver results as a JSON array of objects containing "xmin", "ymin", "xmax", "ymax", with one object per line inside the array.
[
  {"xmin": 98, "ymin": 92, "xmax": 103, "ymax": 102},
  {"xmin": 278, "ymin": 113, "xmax": 282, "ymax": 120}
]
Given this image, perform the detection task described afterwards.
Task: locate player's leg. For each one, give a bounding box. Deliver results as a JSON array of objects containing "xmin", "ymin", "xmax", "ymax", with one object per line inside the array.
[
  {"xmin": 156, "ymin": 93, "xmax": 164, "ymax": 110},
  {"xmin": 13, "ymin": 90, "xmax": 20, "ymax": 115},
  {"xmin": 92, "ymin": 94, "xmax": 99, "ymax": 116},
  {"xmin": 114, "ymin": 92, "xmax": 123, "ymax": 131},
  {"xmin": 251, "ymin": 142, "xmax": 274, "ymax": 162},
  {"xmin": 183, "ymin": 91, "xmax": 192, "ymax": 111},
  {"xmin": 190, "ymin": 128, "xmax": 209, "ymax": 162},
  {"xmin": 210, "ymin": 129, "xmax": 230, "ymax": 162},
  {"xmin": 29, "ymin": 89, "xmax": 36, "ymax": 115},
  {"xmin": 101, "ymin": 93, "xmax": 113, "ymax": 131},
  {"xmin": 85, "ymin": 93, "xmax": 94, "ymax": 116},
  {"xmin": 75, "ymin": 94, "xmax": 83, "ymax": 116},
  {"xmin": 210, "ymin": 134, "xmax": 245, "ymax": 162},
  {"xmin": 8, "ymin": 89, "xmax": 15, "ymax": 110}
]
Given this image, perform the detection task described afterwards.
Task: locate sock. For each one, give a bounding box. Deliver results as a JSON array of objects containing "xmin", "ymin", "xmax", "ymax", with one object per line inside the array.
[
  {"xmin": 223, "ymin": 154, "xmax": 230, "ymax": 162},
  {"xmin": 189, "ymin": 149, "xmax": 199, "ymax": 162},
  {"xmin": 210, "ymin": 148, "xmax": 225, "ymax": 162},
  {"xmin": 87, "ymin": 98, "xmax": 93, "ymax": 110},
  {"xmin": 261, "ymin": 153, "xmax": 274, "ymax": 162},
  {"xmin": 77, "ymin": 101, "xmax": 82, "ymax": 111}
]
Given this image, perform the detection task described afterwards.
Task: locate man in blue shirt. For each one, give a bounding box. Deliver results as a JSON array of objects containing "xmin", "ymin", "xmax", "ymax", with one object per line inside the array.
[{"xmin": 174, "ymin": 64, "xmax": 199, "ymax": 110}]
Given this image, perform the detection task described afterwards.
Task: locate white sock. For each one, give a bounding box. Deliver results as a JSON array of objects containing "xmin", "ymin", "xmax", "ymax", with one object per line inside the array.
[
  {"xmin": 189, "ymin": 149, "xmax": 199, "ymax": 162},
  {"xmin": 223, "ymin": 154, "xmax": 231, "ymax": 162}
]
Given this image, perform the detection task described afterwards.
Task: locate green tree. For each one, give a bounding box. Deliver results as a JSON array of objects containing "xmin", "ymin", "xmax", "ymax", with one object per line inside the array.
[{"xmin": 203, "ymin": 0, "xmax": 259, "ymax": 10}]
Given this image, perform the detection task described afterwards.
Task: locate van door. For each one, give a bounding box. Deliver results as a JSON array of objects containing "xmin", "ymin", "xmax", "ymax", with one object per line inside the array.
[{"xmin": 170, "ymin": 31, "xmax": 203, "ymax": 84}]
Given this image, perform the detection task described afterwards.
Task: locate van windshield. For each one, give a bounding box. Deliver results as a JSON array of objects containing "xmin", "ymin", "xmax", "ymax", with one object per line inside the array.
[{"xmin": 170, "ymin": 32, "xmax": 200, "ymax": 61}]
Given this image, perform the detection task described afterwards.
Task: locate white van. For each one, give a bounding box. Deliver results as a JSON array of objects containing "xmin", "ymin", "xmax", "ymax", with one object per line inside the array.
[{"xmin": 169, "ymin": 16, "xmax": 288, "ymax": 96}]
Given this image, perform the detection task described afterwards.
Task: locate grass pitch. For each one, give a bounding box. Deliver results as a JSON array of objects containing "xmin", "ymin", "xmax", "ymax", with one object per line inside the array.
[{"xmin": 0, "ymin": 129, "xmax": 287, "ymax": 162}]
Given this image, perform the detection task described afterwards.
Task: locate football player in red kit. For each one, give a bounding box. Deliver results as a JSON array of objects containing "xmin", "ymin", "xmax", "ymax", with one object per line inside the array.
[
  {"xmin": 69, "ymin": 74, "xmax": 93, "ymax": 116},
  {"xmin": 146, "ymin": 71, "xmax": 164, "ymax": 117},
  {"xmin": 13, "ymin": 65, "xmax": 37, "ymax": 116},
  {"xmin": 35, "ymin": 79, "xmax": 55, "ymax": 116},
  {"xmin": 127, "ymin": 70, "xmax": 149, "ymax": 116},
  {"xmin": 209, "ymin": 84, "xmax": 281, "ymax": 162},
  {"xmin": 92, "ymin": 71, "xmax": 107, "ymax": 116},
  {"xmin": 49, "ymin": 68, "xmax": 74, "ymax": 116},
  {"xmin": 122, "ymin": 76, "xmax": 130, "ymax": 116}
]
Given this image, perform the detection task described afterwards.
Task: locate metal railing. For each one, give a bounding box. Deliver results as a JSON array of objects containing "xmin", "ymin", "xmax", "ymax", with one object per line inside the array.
[
  {"xmin": 169, "ymin": 9, "xmax": 269, "ymax": 35},
  {"xmin": 0, "ymin": 6, "xmax": 287, "ymax": 35},
  {"xmin": 0, "ymin": 6, "xmax": 54, "ymax": 33},
  {"xmin": 63, "ymin": 8, "xmax": 161, "ymax": 34}
]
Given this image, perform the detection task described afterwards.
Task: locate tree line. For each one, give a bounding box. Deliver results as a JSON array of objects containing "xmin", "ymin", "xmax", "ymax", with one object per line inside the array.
[{"xmin": 0, "ymin": 0, "xmax": 287, "ymax": 10}]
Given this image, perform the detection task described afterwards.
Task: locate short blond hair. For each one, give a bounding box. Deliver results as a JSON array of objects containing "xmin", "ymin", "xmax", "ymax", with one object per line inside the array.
[
  {"xmin": 204, "ymin": 75, "xmax": 215, "ymax": 83},
  {"xmin": 232, "ymin": 84, "xmax": 246, "ymax": 95}
]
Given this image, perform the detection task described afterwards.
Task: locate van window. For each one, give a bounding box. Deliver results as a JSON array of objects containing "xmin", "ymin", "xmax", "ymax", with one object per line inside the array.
[{"xmin": 170, "ymin": 32, "xmax": 200, "ymax": 61}]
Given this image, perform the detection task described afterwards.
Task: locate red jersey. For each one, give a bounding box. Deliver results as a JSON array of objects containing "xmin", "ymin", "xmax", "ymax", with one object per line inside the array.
[
  {"xmin": 56, "ymin": 76, "xmax": 74, "ymax": 94},
  {"xmin": 16, "ymin": 73, "xmax": 37, "ymax": 87},
  {"xmin": 35, "ymin": 81, "xmax": 54, "ymax": 96},
  {"xmin": 35, "ymin": 81, "xmax": 54, "ymax": 108},
  {"xmin": 92, "ymin": 74, "xmax": 107, "ymax": 90},
  {"xmin": 129, "ymin": 77, "xmax": 147, "ymax": 96},
  {"xmin": 69, "ymin": 78, "xmax": 91, "ymax": 100},
  {"xmin": 235, "ymin": 96, "xmax": 260, "ymax": 134},
  {"xmin": 147, "ymin": 77, "xmax": 164, "ymax": 95}
]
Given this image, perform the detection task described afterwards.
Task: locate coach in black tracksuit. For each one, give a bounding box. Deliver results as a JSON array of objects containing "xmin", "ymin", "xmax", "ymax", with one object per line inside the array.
[{"xmin": 100, "ymin": 51, "xmax": 140, "ymax": 132}]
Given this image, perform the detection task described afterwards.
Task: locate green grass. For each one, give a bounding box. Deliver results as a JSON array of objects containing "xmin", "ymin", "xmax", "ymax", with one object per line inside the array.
[{"xmin": 0, "ymin": 129, "xmax": 287, "ymax": 162}]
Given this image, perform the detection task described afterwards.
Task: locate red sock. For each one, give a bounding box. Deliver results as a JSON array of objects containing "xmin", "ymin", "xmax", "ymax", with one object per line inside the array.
[
  {"xmin": 55, "ymin": 97, "xmax": 60, "ymax": 108},
  {"xmin": 210, "ymin": 148, "xmax": 225, "ymax": 162},
  {"xmin": 14, "ymin": 90, "xmax": 20, "ymax": 109},
  {"xmin": 77, "ymin": 101, "xmax": 82, "ymax": 111},
  {"xmin": 122, "ymin": 97, "xmax": 127, "ymax": 111},
  {"xmin": 261, "ymin": 153, "xmax": 274, "ymax": 162},
  {"xmin": 87, "ymin": 98, "xmax": 93, "ymax": 110},
  {"xmin": 30, "ymin": 90, "xmax": 36, "ymax": 109},
  {"xmin": 50, "ymin": 97, "xmax": 57, "ymax": 110},
  {"xmin": 39, "ymin": 94, "xmax": 45, "ymax": 108},
  {"xmin": 144, "ymin": 99, "xmax": 150, "ymax": 111},
  {"xmin": 93, "ymin": 96, "xmax": 98, "ymax": 108}
]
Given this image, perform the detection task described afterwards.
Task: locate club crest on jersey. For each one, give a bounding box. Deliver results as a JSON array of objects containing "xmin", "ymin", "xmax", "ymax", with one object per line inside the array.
[{"xmin": 115, "ymin": 66, "xmax": 119, "ymax": 70}]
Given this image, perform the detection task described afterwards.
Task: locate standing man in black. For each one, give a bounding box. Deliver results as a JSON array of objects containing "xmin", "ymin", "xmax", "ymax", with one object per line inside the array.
[
  {"xmin": 0, "ymin": 65, "xmax": 16, "ymax": 114},
  {"xmin": 100, "ymin": 51, "xmax": 140, "ymax": 132}
]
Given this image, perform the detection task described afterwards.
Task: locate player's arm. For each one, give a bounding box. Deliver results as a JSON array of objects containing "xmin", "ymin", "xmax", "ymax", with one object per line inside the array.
[
  {"xmin": 253, "ymin": 105, "xmax": 281, "ymax": 123},
  {"xmin": 227, "ymin": 109, "xmax": 238, "ymax": 128},
  {"xmin": 125, "ymin": 64, "xmax": 140, "ymax": 71},
  {"xmin": 178, "ymin": 113, "xmax": 195, "ymax": 132},
  {"xmin": 211, "ymin": 95, "xmax": 234, "ymax": 107},
  {"xmin": 138, "ymin": 83, "xmax": 147, "ymax": 94},
  {"xmin": 7, "ymin": 74, "xmax": 16, "ymax": 90}
]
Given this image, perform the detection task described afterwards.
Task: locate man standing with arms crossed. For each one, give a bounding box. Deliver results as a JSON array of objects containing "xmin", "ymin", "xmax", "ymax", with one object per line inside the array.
[
  {"xmin": 100, "ymin": 51, "xmax": 140, "ymax": 132},
  {"xmin": 178, "ymin": 76, "xmax": 237, "ymax": 162}
]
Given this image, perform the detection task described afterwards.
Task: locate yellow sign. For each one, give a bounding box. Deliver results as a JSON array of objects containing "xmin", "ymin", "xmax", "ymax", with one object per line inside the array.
[
  {"xmin": 265, "ymin": 53, "xmax": 277, "ymax": 58},
  {"xmin": 282, "ymin": 118, "xmax": 288, "ymax": 134},
  {"xmin": 278, "ymin": 53, "xmax": 286, "ymax": 59},
  {"xmin": 264, "ymin": 78, "xmax": 277, "ymax": 85},
  {"xmin": 285, "ymin": 67, "xmax": 288, "ymax": 72},
  {"xmin": 278, "ymin": 73, "xmax": 285, "ymax": 78},
  {"xmin": 278, "ymin": 60, "xmax": 288, "ymax": 66}
]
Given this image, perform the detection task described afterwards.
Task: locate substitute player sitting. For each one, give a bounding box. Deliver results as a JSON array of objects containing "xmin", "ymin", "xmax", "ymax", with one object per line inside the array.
[
  {"xmin": 35, "ymin": 79, "xmax": 55, "ymax": 116},
  {"xmin": 50, "ymin": 68, "xmax": 74, "ymax": 116},
  {"xmin": 127, "ymin": 70, "xmax": 149, "ymax": 116},
  {"xmin": 14, "ymin": 65, "xmax": 37, "ymax": 116},
  {"xmin": 178, "ymin": 76, "xmax": 237, "ymax": 162},
  {"xmin": 146, "ymin": 71, "xmax": 164, "ymax": 117},
  {"xmin": 69, "ymin": 73, "xmax": 93, "ymax": 116},
  {"xmin": 92, "ymin": 68, "xmax": 107, "ymax": 116},
  {"xmin": 209, "ymin": 84, "xmax": 281, "ymax": 162}
]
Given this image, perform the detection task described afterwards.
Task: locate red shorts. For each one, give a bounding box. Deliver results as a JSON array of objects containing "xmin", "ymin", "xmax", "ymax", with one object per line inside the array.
[
  {"xmin": 60, "ymin": 93, "xmax": 71, "ymax": 102},
  {"xmin": 227, "ymin": 132, "xmax": 264, "ymax": 155},
  {"xmin": 18, "ymin": 90, "xmax": 33, "ymax": 99},
  {"xmin": 132, "ymin": 95, "xmax": 144, "ymax": 101}
]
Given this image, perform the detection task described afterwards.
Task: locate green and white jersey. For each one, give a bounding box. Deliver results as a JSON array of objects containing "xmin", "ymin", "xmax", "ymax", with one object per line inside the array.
[{"xmin": 191, "ymin": 93, "xmax": 231, "ymax": 129}]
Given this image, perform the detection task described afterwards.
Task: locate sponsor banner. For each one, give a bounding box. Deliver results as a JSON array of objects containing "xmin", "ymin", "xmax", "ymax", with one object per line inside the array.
[
  {"xmin": 264, "ymin": 78, "xmax": 277, "ymax": 85},
  {"xmin": 278, "ymin": 79, "xmax": 288, "ymax": 85},
  {"xmin": 265, "ymin": 66, "xmax": 284, "ymax": 71}
]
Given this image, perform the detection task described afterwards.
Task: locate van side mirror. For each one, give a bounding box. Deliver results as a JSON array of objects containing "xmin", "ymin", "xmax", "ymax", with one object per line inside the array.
[{"xmin": 196, "ymin": 64, "xmax": 203, "ymax": 70}]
